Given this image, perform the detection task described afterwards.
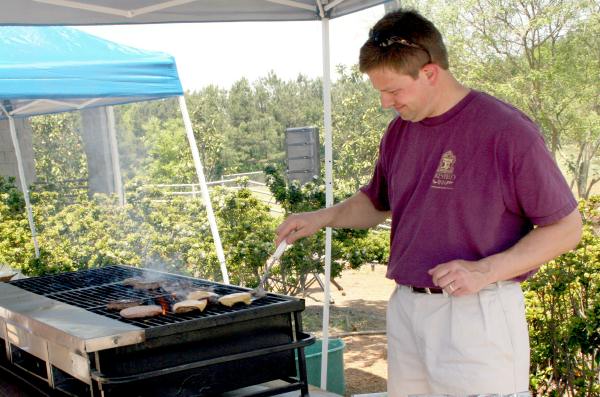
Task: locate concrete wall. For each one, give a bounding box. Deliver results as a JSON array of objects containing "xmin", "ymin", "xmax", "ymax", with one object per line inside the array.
[
  {"xmin": 80, "ymin": 107, "xmax": 117, "ymax": 197},
  {"xmin": 0, "ymin": 118, "xmax": 36, "ymax": 187}
]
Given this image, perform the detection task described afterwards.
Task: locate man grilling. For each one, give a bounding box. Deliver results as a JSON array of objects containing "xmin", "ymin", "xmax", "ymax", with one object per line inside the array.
[{"xmin": 275, "ymin": 8, "xmax": 582, "ymax": 397}]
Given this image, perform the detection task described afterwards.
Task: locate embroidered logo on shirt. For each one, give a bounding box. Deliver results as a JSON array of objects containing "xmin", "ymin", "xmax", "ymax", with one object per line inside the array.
[{"xmin": 431, "ymin": 150, "xmax": 456, "ymax": 190}]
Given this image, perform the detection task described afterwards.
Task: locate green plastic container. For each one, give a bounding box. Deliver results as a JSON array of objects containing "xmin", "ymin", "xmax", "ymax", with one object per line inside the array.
[{"xmin": 297, "ymin": 338, "xmax": 346, "ymax": 396}]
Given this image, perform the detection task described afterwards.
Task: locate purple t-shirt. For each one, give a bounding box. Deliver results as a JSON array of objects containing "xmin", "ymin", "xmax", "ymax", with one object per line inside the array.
[{"xmin": 361, "ymin": 90, "xmax": 577, "ymax": 288}]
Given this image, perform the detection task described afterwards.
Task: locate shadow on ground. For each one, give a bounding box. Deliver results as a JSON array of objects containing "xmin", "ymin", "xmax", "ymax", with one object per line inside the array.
[
  {"xmin": 344, "ymin": 335, "xmax": 387, "ymax": 368},
  {"xmin": 302, "ymin": 299, "xmax": 387, "ymax": 335},
  {"xmin": 344, "ymin": 368, "xmax": 386, "ymax": 397}
]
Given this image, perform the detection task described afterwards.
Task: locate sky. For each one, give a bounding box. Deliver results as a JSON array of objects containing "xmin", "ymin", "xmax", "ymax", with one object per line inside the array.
[{"xmin": 78, "ymin": 5, "xmax": 386, "ymax": 92}]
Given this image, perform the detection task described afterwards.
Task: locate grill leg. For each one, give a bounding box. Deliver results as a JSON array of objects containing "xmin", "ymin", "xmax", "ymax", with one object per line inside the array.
[{"xmin": 294, "ymin": 312, "xmax": 310, "ymax": 397}]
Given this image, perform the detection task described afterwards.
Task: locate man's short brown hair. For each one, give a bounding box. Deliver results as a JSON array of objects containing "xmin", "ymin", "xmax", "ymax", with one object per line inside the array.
[{"xmin": 359, "ymin": 9, "xmax": 449, "ymax": 78}]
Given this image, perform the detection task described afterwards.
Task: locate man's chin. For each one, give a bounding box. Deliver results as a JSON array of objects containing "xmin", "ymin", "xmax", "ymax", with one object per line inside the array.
[{"xmin": 398, "ymin": 112, "xmax": 419, "ymax": 122}]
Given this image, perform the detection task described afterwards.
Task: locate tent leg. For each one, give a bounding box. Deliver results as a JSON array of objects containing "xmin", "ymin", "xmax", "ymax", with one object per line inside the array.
[
  {"xmin": 177, "ymin": 96, "xmax": 229, "ymax": 284},
  {"xmin": 0, "ymin": 106, "xmax": 40, "ymax": 259},
  {"xmin": 320, "ymin": 16, "xmax": 334, "ymax": 392},
  {"xmin": 106, "ymin": 106, "xmax": 125, "ymax": 206}
]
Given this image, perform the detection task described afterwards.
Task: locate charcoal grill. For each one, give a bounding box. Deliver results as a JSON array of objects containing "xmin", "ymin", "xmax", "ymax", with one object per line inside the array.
[{"xmin": 0, "ymin": 265, "xmax": 314, "ymax": 396}]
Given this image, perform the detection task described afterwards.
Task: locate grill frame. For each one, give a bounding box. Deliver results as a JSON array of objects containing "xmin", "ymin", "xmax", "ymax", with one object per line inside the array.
[
  {"xmin": 10, "ymin": 265, "xmax": 306, "ymax": 337},
  {"xmin": 0, "ymin": 265, "xmax": 314, "ymax": 397}
]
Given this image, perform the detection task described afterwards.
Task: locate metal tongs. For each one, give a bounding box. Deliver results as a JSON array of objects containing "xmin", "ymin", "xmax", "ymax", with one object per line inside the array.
[{"xmin": 252, "ymin": 240, "xmax": 288, "ymax": 298}]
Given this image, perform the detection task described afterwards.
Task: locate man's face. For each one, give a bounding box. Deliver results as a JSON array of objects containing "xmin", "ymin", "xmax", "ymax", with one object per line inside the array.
[{"xmin": 367, "ymin": 67, "xmax": 433, "ymax": 122}]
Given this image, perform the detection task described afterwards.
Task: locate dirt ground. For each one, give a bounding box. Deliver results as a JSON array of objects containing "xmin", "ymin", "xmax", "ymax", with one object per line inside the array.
[{"xmin": 295, "ymin": 264, "xmax": 395, "ymax": 397}]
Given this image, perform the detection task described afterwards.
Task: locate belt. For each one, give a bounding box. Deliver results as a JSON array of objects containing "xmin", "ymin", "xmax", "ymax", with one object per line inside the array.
[{"xmin": 405, "ymin": 285, "xmax": 444, "ymax": 294}]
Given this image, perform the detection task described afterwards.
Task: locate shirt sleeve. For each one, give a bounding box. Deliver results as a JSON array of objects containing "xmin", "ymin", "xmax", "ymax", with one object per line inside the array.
[
  {"xmin": 360, "ymin": 141, "xmax": 391, "ymax": 212},
  {"xmin": 503, "ymin": 133, "xmax": 578, "ymax": 226}
]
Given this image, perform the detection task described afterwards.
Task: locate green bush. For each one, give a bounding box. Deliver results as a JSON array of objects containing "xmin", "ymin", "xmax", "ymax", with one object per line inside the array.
[
  {"xmin": 524, "ymin": 197, "xmax": 600, "ymax": 397},
  {"xmin": 264, "ymin": 165, "xmax": 389, "ymax": 294},
  {"xmin": 0, "ymin": 176, "xmax": 25, "ymax": 214},
  {"xmin": 0, "ymin": 177, "xmax": 279, "ymax": 287},
  {"xmin": 213, "ymin": 182, "xmax": 278, "ymax": 287}
]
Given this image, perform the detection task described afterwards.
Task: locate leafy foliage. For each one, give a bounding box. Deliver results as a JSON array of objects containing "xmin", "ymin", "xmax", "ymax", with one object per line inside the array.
[
  {"xmin": 0, "ymin": 177, "xmax": 31, "ymax": 271},
  {"xmin": 186, "ymin": 85, "xmax": 229, "ymax": 180},
  {"xmin": 113, "ymin": 97, "xmax": 179, "ymax": 181},
  {"xmin": 332, "ymin": 65, "xmax": 393, "ymax": 191},
  {"xmin": 141, "ymin": 117, "xmax": 195, "ymax": 184},
  {"xmin": 264, "ymin": 165, "xmax": 390, "ymax": 294},
  {"xmin": 0, "ymin": 176, "xmax": 25, "ymax": 214},
  {"xmin": 407, "ymin": 0, "xmax": 600, "ymax": 197},
  {"xmin": 213, "ymin": 182, "xmax": 278, "ymax": 286},
  {"xmin": 0, "ymin": 178, "xmax": 281, "ymax": 287},
  {"xmin": 524, "ymin": 198, "xmax": 600, "ymax": 396},
  {"xmin": 30, "ymin": 112, "xmax": 87, "ymax": 184}
]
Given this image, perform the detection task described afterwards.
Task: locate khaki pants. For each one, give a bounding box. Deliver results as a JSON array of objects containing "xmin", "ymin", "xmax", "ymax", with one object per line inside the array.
[{"xmin": 387, "ymin": 282, "xmax": 530, "ymax": 397}]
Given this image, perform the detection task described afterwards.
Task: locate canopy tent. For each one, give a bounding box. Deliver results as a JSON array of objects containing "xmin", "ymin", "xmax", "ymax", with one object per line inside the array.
[
  {"xmin": 1, "ymin": 0, "xmax": 393, "ymax": 391},
  {"xmin": 0, "ymin": 0, "xmax": 386, "ymax": 24},
  {"xmin": 0, "ymin": 25, "xmax": 230, "ymax": 284},
  {"xmin": 0, "ymin": 26, "xmax": 182, "ymax": 118}
]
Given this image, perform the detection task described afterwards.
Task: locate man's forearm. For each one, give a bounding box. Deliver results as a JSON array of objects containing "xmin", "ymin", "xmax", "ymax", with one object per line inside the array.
[
  {"xmin": 429, "ymin": 208, "xmax": 583, "ymax": 296},
  {"xmin": 275, "ymin": 191, "xmax": 389, "ymax": 245},
  {"xmin": 484, "ymin": 208, "xmax": 582, "ymax": 283},
  {"xmin": 317, "ymin": 191, "xmax": 390, "ymax": 229}
]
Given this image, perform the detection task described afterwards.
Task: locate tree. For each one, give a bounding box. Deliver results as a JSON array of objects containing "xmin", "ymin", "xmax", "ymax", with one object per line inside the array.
[
  {"xmin": 557, "ymin": 10, "xmax": 600, "ymax": 198},
  {"xmin": 225, "ymin": 77, "xmax": 285, "ymax": 173},
  {"xmin": 332, "ymin": 65, "xmax": 393, "ymax": 192},
  {"xmin": 404, "ymin": 0, "xmax": 599, "ymax": 197},
  {"xmin": 258, "ymin": 71, "xmax": 323, "ymax": 130},
  {"xmin": 31, "ymin": 112, "xmax": 87, "ymax": 184},
  {"xmin": 141, "ymin": 117, "xmax": 195, "ymax": 184},
  {"xmin": 186, "ymin": 86, "xmax": 230, "ymax": 180},
  {"xmin": 115, "ymin": 98, "xmax": 179, "ymax": 182}
]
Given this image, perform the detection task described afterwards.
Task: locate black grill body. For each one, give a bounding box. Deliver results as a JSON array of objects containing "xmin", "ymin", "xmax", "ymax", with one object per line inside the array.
[{"xmin": 0, "ymin": 265, "xmax": 313, "ymax": 397}]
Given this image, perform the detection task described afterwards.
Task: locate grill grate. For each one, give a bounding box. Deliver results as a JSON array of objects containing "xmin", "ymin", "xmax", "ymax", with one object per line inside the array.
[
  {"xmin": 10, "ymin": 265, "xmax": 299, "ymax": 330},
  {"xmin": 10, "ymin": 266, "xmax": 140, "ymax": 294}
]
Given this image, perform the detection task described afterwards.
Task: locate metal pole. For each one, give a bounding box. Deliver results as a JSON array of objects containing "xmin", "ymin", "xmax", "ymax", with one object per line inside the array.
[
  {"xmin": 320, "ymin": 16, "xmax": 334, "ymax": 392},
  {"xmin": 0, "ymin": 105, "xmax": 40, "ymax": 258},
  {"xmin": 177, "ymin": 96, "xmax": 229, "ymax": 284},
  {"xmin": 106, "ymin": 106, "xmax": 125, "ymax": 206}
]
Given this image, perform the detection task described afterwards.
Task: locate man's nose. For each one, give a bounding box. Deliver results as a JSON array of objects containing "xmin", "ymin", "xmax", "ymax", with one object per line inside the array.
[{"xmin": 380, "ymin": 92, "xmax": 394, "ymax": 109}]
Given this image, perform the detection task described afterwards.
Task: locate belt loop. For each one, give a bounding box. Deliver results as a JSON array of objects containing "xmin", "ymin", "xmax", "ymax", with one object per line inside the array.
[{"xmin": 424, "ymin": 287, "xmax": 432, "ymax": 295}]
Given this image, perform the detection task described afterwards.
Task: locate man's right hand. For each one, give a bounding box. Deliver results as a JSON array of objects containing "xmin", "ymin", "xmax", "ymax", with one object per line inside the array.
[{"xmin": 275, "ymin": 210, "xmax": 329, "ymax": 245}]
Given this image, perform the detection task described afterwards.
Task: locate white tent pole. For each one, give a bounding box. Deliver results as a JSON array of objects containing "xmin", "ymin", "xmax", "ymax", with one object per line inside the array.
[
  {"xmin": 106, "ymin": 106, "xmax": 125, "ymax": 206},
  {"xmin": 320, "ymin": 15, "xmax": 333, "ymax": 392},
  {"xmin": 177, "ymin": 96, "xmax": 229, "ymax": 284},
  {"xmin": 0, "ymin": 106, "xmax": 40, "ymax": 258}
]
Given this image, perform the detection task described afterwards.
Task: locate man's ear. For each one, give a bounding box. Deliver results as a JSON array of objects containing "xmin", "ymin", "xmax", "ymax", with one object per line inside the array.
[{"xmin": 422, "ymin": 64, "xmax": 437, "ymax": 82}]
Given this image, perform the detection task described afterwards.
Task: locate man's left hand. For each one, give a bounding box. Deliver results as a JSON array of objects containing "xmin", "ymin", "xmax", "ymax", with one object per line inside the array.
[{"xmin": 428, "ymin": 259, "xmax": 493, "ymax": 297}]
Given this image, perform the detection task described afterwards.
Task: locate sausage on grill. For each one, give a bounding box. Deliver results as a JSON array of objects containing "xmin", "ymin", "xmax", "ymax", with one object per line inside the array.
[
  {"xmin": 120, "ymin": 305, "xmax": 163, "ymax": 319},
  {"xmin": 106, "ymin": 298, "xmax": 144, "ymax": 311},
  {"xmin": 122, "ymin": 277, "xmax": 162, "ymax": 290}
]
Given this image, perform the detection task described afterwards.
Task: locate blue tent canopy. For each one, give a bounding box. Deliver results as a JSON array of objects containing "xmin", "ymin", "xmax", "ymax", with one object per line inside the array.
[{"xmin": 0, "ymin": 26, "xmax": 183, "ymax": 119}]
